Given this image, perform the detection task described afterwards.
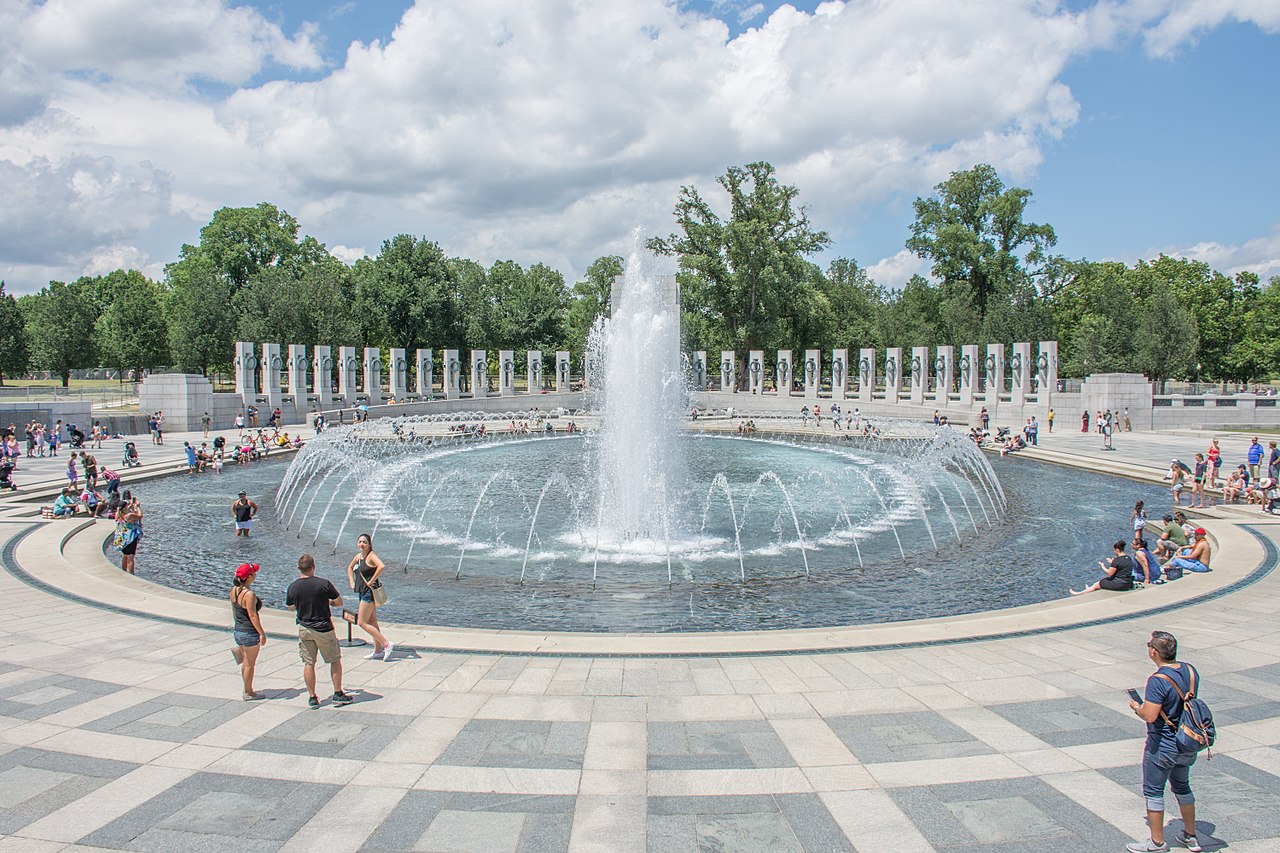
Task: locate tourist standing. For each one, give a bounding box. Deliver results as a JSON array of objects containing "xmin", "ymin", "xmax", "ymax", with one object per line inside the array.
[
  {"xmin": 230, "ymin": 562, "xmax": 267, "ymax": 701},
  {"xmin": 1126, "ymin": 630, "xmax": 1204, "ymax": 853},
  {"xmin": 233, "ymin": 491, "xmax": 258, "ymax": 537},
  {"xmin": 980, "ymin": 407, "xmax": 989, "ymax": 431},
  {"xmin": 235, "ymin": 411, "xmax": 245, "ymax": 435},
  {"xmin": 1081, "ymin": 410, "xmax": 1089, "ymax": 433},
  {"xmin": 65, "ymin": 456, "xmax": 78, "ymax": 489},
  {"xmin": 347, "ymin": 533, "xmax": 394, "ymax": 660},
  {"xmin": 1206, "ymin": 438, "xmax": 1221, "ymax": 489},
  {"xmin": 1268, "ymin": 440, "xmax": 1280, "ymax": 483},
  {"xmin": 1247, "ymin": 437, "xmax": 1264, "ymax": 481},
  {"xmin": 1047, "ymin": 408, "xmax": 1054, "ymax": 432},
  {"xmin": 115, "ymin": 491, "xmax": 143, "ymax": 574},
  {"xmin": 285, "ymin": 554, "xmax": 352, "ymax": 709},
  {"xmin": 202, "ymin": 411, "xmax": 211, "ymax": 437}
]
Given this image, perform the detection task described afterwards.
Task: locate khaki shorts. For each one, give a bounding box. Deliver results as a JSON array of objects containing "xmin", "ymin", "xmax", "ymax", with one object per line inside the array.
[{"xmin": 298, "ymin": 625, "xmax": 340, "ymax": 666}]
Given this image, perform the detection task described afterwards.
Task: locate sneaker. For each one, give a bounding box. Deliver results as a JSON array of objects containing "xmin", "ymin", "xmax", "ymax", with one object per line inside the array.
[
  {"xmin": 364, "ymin": 649, "xmax": 382, "ymax": 659},
  {"xmin": 1177, "ymin": 831, "xmax": 1202, "ymax": 852},
  {"xmin": 1127, "ymin": 840, "xmax": 1170, "ymax": 853},
  {"xmin": 331, "ymin": 691, "xmax": 353, "ymax": 707},
  {"xmin": 307, "ymin": 695, "xmax": 320, "ymax": 710},
  {"xmin": 381, "ymin": 641, "xmax": 396, "ymax": 661},
  {"xmin": 243, "ymin": 691, "xmax": 265, "ymax": 701}
]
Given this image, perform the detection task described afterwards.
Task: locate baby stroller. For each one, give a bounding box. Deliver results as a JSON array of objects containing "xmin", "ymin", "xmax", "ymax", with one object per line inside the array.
[
  {"xmin": 69, "ymin": 425, "xmax": 86, "ymax": 448},
  {"xmin": 122, "ymin": 441, "xmax": 141, "ymax": 468},
  {"xmin": 0, "ymin": 458, "xmax": 15, "ymax": 491}
]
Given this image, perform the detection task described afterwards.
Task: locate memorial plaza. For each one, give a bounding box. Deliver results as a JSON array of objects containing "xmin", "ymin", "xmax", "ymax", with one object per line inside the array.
[{"xmin": 1, "ymin": 407, "xmax": 1278, "ymax": 852}]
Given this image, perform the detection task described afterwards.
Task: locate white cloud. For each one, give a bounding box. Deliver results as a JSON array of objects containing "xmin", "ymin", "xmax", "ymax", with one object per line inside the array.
[
  {"xmin": 1140, "ymin": 0, "xmax": 1280, "ymax": 57},
  {"xmin": 328, "ymin": 244, "xmax": 368, "ymax": 264},
  {"xmin": 866, "ymin": 249, "xmax": 929, "ymax": 291},
  {"xmin": 0, "ymin": 0, "xmax": 1274, "ymax": 294},
  {"xmin": 1162, "ymin": 225, "xmax": 1280, "ymax": 281}
]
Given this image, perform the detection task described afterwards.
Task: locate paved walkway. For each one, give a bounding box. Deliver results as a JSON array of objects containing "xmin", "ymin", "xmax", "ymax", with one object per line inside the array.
[{"xmin": 1, "ymin": 428, "xmax": 1279, "ymax": 851}]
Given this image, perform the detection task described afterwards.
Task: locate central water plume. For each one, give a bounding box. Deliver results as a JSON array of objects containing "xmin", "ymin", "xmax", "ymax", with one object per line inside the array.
[{"xmin": 586, "ymin": 233, "xmax": 686, "ymax": 542}]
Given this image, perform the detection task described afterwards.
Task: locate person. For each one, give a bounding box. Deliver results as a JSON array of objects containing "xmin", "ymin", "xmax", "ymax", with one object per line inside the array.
[
  {"xmin": 1191, "ymin": 453, "xmax": 1207, "ymax": 508},
  {"xmin": 1124, "ymin": 408, "xmax": 1132, "ymax": 432},
  {"xmin": 115, "ymin": 491, "xmax": 143, "ymax": 574},
  {"xmin": 285, "ymin": 553, "xmax": 352, "ymax": 709},
  {"xmin": 184, "ymin": 441, "xmax": 198, "ymax": 474},
  {"xmin": 65, "ymin": 456, "xmax": 78, "ymax": 489},
  {"xmin": 52, "ymin": 487, "xmax": 78, "ymax": 517},
  {"xmin": 1154, "ymin": 514, "xmax": 1186, "ymax": 560},
  {"xmin": 346, "ymin": 533, "xmax": 394, "ymax": 660},
  {"xmin": 1205, "ymin": 438, "xmax": 1221, "ymax": 489},
  {"xmin": 235, "ymin": 411, "xmax": 245, "ymax": 435},
  {"xmin": 1261, "ymin": 477, "xmax": 1280, "ymax": 515},
  {"xmin": 122, "ymin": 440, "xmax": 140, "ymax": 468},
  {"xmin": 1081, "ymin": 409, "xmax": 1090, "ymax": 432},
  {"xmin": 1070, "ymin": 540, "xmax": 1135, "ymax": 595},
  {"xmin": 230, "ymin": 563, "xmax": 267, "ymax": 700},
  {"xmin": 233, "ymin": 491, "xmax": 258, "ymax": 537},
  {"xmin": 1132, "ymin": 536, "xmax": 1163, "ymax": 585},
  {"xmin": 154, "ymin": 411, "xmax": 165, "ymax": 445},
  {"xmin": 1247, "ymin": 436, "xmax": 1264, "ymax": 481},
  {"xmin": 1126, "ymin": 630, "xmax": 1204, "ymax": 853},
  {"xmin": 80, "ymin": 485, "xmax": 105, "ymax": 518},
  {"xmin": 0, "ymin": 457, "xmax": 15, "ymax": 492},
  {"xmin": 1047, "ymin": 407, "xmax": 1054, "ymax": 432},
  {"xmin": 1223, "ymin": 466, "xmax": 1248, "ymax": 503},
  {"xmin": 201, "ymin": 411, "xmax": 211, "ymax": 437},
  {"xmin": 1027, "ymin": 416, "xmax": 1038, "ymax": 446},
  {"xmin": 1166, "ymin": 528, "xmax": 1211, "ymax": 575},
  {"xmin": 980, "ymin": 407, "xmax": 989, "ymax": 431},
  {"xmin": 148, "ymin": 412, "xmax": 157, "ymax": 444},
  {"xmin": 1130, "ymin": 501, "xmax": 1148, "ymax": 535},
  {"xmin": 1268, "ymin": 440, "xmax": 1280, "ymax": 483},
  {"xmin": 1168, "ymin": 460, "xmax": 1189, "ymax": 505}
]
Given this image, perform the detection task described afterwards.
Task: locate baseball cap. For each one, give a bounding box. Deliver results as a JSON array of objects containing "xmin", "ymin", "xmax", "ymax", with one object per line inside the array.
[
  {"xmin": 235, "ymin": 563, "xmax": 260, "ymax": 580},
  {"xmin": 238, "ymin": 490, "xmax": 247, "ymax": 496},
  {"xmin": 1194, "ymin": 527, "xmax": 1206, "ymax": 537}
]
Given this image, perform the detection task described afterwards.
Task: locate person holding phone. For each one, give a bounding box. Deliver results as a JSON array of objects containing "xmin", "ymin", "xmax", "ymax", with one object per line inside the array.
[
  {"xmin": 1070, "ymin": 540, "xmax": 1134, "ymax": 596},
  {"xmin": 115, "ymin": 491, "xmax": 143, "ymax": 574},
  {"xmin": 1125, "ymin": 631, "xmax": 1204, "ymax": 852}
]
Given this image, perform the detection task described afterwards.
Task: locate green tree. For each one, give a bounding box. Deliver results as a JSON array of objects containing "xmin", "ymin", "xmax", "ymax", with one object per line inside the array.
[
  {"xmin": 906, "ymin": 164, "xmax": 1057, "ymax": 316},
  {"xmin": 0, "ymin": 282, "xmax": 30, "ymax": 385},
  {"xmin": 28, "ymin": 278, "xmax": 99, "ymax": 386},
  {"xmin": 824, "ymin": 258, "xmax": 887, "ymax": 348},
  {"xmin": 489, "ymin": 261, "xmax": 569, "ymax": 351},
  {"xmin": 198, "ymin": 202, "xmax": 303, "ymax": 289},
  {"xmin": 166, "ymin": 248, "xmax": 235, "ymax": 375},
  {"xmin": 95, "ymin": 270, "xmax": 170, "ymax": 379},
  {"xmin": 1135, "ymin": 284, "xmax": 1198, "ymax": 389},
  {"xmin": 354, "ymin": 235, "xmax": 458, "ymax": 352},
  {"xmin": 649, "ymin": 161, "xmax": 831, "ymax": 357},
  {"xmin": 566, "ymin": 255, "xmax": 623, "ymax": 355}
]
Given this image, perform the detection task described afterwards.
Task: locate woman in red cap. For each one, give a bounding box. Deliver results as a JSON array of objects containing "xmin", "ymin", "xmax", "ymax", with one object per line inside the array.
[{"xmin": 230, "ymin": 562, "xmax": 267, "ymax": 700}]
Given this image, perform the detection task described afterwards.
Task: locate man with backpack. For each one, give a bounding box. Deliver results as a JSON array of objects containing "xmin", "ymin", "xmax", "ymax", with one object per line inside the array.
[{"xmin": 1126, "ymin": 630, "xmax": 1213, "ymax": 852}]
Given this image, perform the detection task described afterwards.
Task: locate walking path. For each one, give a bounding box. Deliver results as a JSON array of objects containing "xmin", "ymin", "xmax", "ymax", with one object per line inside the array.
[{"xmin": 0, "ymin": 425, "xmax": 1279, "ymax": 851}]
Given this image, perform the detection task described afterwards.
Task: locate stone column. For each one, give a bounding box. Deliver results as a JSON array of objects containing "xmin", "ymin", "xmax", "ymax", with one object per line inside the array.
[
  {"xmin": 443, "ymin": 349, "xmax": 461, "ymax": 400},
  {"xmin": 363, "ymin": 346, "xmax": 383, "ymax": 404},
  {"xmin": 831, "ymin": 348, "xmax": 848, "ymax": 401},
  {"xmin": 389, "ymin": 348, "xmax": 407, "ymax": 400},
  {"xmin": 1037, "ymin": 340, "xmax": 1058, "ymax": 407},
  {"xmin": 985, "ymin": 344, "xmax": 1004, "ymax": 406},
  {"xmin": 287, "ymin": 344, "xmax": 307, "ymax": 402},
  {"xmin": 471, "ymin": 350, "xmax": 488, "ymax": 399},
  {"xmin": 262, "ymin": 343, "xmax": 283, "ymax": 407},
  {"xmin": 958, "ymin": 344, "xmax": 978, "ymax": 407},
  {"xmin": 416, "ymin": 348, "xmax": 433, "ymax": 398},
  {"xmin": 338, "ymin": 346, "xmax": 357, "ymax": 401},
  {"xmin": 556, "ymin": 351, "xmax": 571, "ymax": 393},
  {"xmin": 775, "ymin": 350, "xmax": 792, "ymax": 396},
  {"xmin": 234, "ymin": 341, "xmax": 257, "ymax": 403},
  {"xmin": 693, "ymin": 351, "xmax": 706, "ymax": 391},
  {"xmin": 934, "ymin": 345, "xmax": 954, "ymax": 407},
  {"xmin": 858, "ymin": 348, "xmax": 874, "ymax": 402},
  {"xmin": 527, "ymin": 351, "xmax": 543, "ymax": 394},
  {"xmin": 313, "ymin": 345, "xmax": 333, "ymax": 407},
  {"xmin": 498, "ymin": 350, "xmax": 515, "ymax": 396},
  {"xmin": 747, "ymin": 351, "xmax": 763, "ymax": 395},
  {"xmin": 1010, "ymin": 342, "xmax": 1031, "ymax": 407},
  {"xmin": 803, "ymin": 349, "xmax": 821, "ymax": 399},
  {"xmin": 720, "ymin": 351, "xmax": 736, "ymax": 392},
  {"xmin": 909, "ymin": 345, "xmax": 927, "ymax": 404},
  {"xmin": 884, "ymin": 348, "xmax": 902, "ymax": 404}
]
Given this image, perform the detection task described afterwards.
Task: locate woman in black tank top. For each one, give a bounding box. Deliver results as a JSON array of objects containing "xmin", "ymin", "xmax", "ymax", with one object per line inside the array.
[
  {"xmin": 347, "ymin": 533, "xmax": 394, "ymax": 660},
  {"xmin": 230, "ymin": 562, "xmax": 267, "ymax": 700}
]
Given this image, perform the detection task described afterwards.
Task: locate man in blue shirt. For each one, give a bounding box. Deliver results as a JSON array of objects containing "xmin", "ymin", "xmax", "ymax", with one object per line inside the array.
[
  {"xmin": 1247, "ymin": 437, "xmax": 1264, "ymax": 481},
  {"xmin": 1126, "ymin": 630, "xmax": 1203, "ymax": 853}
]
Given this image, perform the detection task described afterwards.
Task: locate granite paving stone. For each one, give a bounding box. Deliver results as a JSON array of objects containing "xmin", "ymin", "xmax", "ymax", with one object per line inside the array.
[{"xmin": 0, "ymin": 747, "xmax": 138, "ymax": 835}]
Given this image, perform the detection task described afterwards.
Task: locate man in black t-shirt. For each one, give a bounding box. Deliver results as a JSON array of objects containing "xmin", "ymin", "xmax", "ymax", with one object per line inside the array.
[{"xmin": 285, "ymin": 554, "xmax": 352, "ymax": 709}]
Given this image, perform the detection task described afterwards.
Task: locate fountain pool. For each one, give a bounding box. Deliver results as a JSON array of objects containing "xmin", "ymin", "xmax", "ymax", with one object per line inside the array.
[{"xmin": 127, "ymin": 428, "xmax": 1170, "ymax": 632}]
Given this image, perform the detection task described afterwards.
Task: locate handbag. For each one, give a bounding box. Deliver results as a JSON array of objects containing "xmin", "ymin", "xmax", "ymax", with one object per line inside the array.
[{"xmin": 370, "ymin": 579, "xmax": 388, "ymax": 607}]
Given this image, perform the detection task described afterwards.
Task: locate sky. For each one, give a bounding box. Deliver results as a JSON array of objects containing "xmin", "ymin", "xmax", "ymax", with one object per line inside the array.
[{"xmin": 2, "ymin": 0, "xmax": 1279, "ymax": 296}]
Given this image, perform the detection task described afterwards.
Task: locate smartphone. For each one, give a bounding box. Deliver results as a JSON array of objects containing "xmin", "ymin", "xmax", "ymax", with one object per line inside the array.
[{"xmin": 1126, "ymin": 688, "xmax": 1143, "ymax": 704}]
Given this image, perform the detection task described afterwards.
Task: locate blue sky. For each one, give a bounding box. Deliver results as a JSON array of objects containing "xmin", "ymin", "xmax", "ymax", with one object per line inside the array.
[{"xmin": 2, "ymin": 0, "xmax": 1278, "ymax": 294}]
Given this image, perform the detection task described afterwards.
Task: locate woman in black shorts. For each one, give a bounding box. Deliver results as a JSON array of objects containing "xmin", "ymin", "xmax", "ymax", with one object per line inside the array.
[
  {"xmin": 115, "ymin": 491, "xmax": 143, "ymax": 574},
  {"xmin": 1070, "ymin": 540, "xmax": 1135, "ymax": 595},
  {"xmin": 230, "ymin": 563, "xmax": 267, "ymax": 700}
]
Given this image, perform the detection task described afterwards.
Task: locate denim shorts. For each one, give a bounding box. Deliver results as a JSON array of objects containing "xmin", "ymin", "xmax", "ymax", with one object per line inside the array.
[
  {"xmin": 358, "ymin": 588, "xmax": 375, "ymax": 604},
  {"xmin": 1142, "ymin": 748, "xmax": 1196, "ymax": 812},
  {"xmin": 233, "ymin": 629, "xmax": 261, "ymax": 647}
]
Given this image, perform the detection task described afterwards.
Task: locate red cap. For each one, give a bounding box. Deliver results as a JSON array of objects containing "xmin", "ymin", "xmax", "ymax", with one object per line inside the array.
[
  {"xmin": 235, "ymin": 563, "xmax": 260, "ymax": 580},
  {"xmin": 1194, "ymin": 527, "xmax": 1206, "ymax": 537}
]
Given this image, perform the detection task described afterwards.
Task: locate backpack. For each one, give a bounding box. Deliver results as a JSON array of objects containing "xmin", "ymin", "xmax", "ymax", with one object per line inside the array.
[{"xmin": 1155, "ymin": 665, "xmax": 1215, "ymax": 757}]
